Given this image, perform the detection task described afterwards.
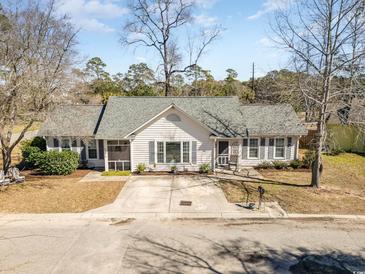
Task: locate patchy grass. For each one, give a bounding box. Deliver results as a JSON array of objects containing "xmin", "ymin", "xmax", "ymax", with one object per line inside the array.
[
  {"xmin": 101, "ymin": 170, "xmax": 131, "ymax": 176},
  {"xmin": 220, "ymin": 153, "xmax": 365, "ymax": 214},
  {"xmin": 0, "ymin": 170, "xmax": 125, "ymax": 213}
]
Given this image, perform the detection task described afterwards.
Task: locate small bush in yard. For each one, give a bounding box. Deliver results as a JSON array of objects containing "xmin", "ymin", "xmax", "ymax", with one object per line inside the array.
[
  {"xmin": 256, "ymin": 161, "xmax": 273, "ymax": 169},
  {"xmin": 289, "ymin": 159, "xmax": 302, "ymax": 169},
  {"xmin": 199, "ymin": 163, "xmax": 211, "ymax": 173},
  {"xmin": 136, "ymin": 163, "xmax": 146, "ymax": 173},
  {"xmin": 102, "ymin": 170, "xmax": 131, "ymax": 176},
  {"xmin": 21, "ymin": 146, "xmax": 43, "ymax": 168},
  {"xmin": 21, "ymin": 137, "xmax": 47, "ymax": 168},
  {"xmin": 302, "ymin": 150, "xmax": 315, "ymax": 168},
  {"xmin": 272, "ymin": 161, "xmax": 289, "ymax": 169},
  {"xmin": 37, "ymin": 150, "xmax": 79, "ymax": 175}
]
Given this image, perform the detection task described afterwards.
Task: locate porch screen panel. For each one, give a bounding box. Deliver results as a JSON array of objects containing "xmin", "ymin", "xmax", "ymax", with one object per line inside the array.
[
  {"xmin": 98, "ymin": 140, "xmax": 104, "ymax": 159},
  {"xmin": 242, "ymin": 139, "xmax": 248, "ymax": 159},
  {"xmin": 260, "ymin": 138, "xmax": 266, "ymax": 159},
  {"xmin": 80, "ymin": 140, "xmax": 86, "ymax": 161},
  {"xmin": 286, "ymin": 137, "xmax": 292, "ymax": 159},
  {"xmin": 108, "ymin": 143, "xmax": 130, "ymax": 160},
  {"xmin": 192, "ymin": 141, "xmax": 197, "ymax": 164}
]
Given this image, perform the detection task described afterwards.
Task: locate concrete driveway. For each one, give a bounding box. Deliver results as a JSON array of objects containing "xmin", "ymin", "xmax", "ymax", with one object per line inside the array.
[{"xmin": 89, "ymin": 176, "xmax": 255, "ymax": 217}]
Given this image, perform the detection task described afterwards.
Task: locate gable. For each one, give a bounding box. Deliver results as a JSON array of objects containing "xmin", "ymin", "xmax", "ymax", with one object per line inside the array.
[{"xmin": 131, "ymin": 106, "xmax": 213, "ymax": 139}]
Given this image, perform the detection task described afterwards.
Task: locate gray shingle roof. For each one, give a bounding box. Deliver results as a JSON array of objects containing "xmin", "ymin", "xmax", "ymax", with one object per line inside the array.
[
  {"xmin": 38, "ymin": 105, "xmax": 104, "ymax": 137},
  {"xmin": 95, "ymin": 96, "xmax": 307, "ymax": 139}
]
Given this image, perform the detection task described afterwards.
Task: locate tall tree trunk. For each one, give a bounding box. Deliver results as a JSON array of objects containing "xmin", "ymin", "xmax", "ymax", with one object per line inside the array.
[{"xmin": 1, "ymin": 147, "xmax": 12, "ymax": 174}]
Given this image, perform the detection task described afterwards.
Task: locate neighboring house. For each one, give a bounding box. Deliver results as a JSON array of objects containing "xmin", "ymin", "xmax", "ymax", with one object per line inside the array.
[{"xmin": 38, "ymin": 96, "xmax": 307, "ymax": 172}]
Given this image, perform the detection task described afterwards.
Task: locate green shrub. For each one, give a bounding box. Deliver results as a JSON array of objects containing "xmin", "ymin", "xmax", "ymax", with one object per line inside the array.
[
  {"xmin": 37, "ymin": 150, "xmax": 79, "ymax": 175},
  {"xmin": 136, "ymin": 163, "xmax": 146, "ymax": 173},
  {"xmin": 289, "ymin": 159, "xmax": 302, "ymax": 169},
  {"xmin": 256, "ymin": 161, "xmax": 273, "ymax": 169},
  {"xmin": 272, "ymin": 161, "xmax": 289, "ymax": 169},
  {"xmin": 199, "ymin": 163, "xmax": 211, "ymax": 173},
  {"xmin": 170, "ymin": 165, "xmax": 177, "ymax": 172},
  {"xmin": 101, "ymin": 170, "xmax": 131, "ymax": 176},
  {"xmin": 22, "ymin": 146, "xmax": 42, "ymax": 168},
  {"xmin": 21, "ymin": 137, "xmax": 47, "ymax": 168},
  {"xmin": 302, "ymin": 150, "xmax": 316, "ymax": 168}
]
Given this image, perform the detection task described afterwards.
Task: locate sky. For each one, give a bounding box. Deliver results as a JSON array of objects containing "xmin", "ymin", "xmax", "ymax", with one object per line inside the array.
[{"xmin": 57, "ymin": 0, "xmax": 293, "ymax": 81}]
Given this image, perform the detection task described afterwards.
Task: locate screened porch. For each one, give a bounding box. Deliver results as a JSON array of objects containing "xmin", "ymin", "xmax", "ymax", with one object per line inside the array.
[{"xmin": 106, "ymin": 140, "xmax": 131, "ymax": 171}]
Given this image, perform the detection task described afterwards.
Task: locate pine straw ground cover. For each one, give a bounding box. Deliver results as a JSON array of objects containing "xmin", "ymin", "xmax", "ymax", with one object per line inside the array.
[
  {"xmin": 0, "ymin": 169, "xmax": 125, "ymax": 213},
  {"xmin": 219, "ymin": 153, "xmax": 365, "ymax": 215}
]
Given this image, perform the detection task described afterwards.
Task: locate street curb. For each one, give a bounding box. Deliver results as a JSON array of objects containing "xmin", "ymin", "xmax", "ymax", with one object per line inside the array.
[{"xmin": 1, "ymin": 213, "xmax": 365, "ymax": 221}]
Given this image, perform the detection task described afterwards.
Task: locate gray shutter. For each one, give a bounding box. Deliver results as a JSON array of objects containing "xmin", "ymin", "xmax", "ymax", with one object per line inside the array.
[
  {"xmin": 192, "ymin": 141, "xmax": 197, "ymax": 164},
  {"xmin": 242, "ymin": 139, "xmax": 248, "ymax": 159},
  {"xmin": 53, "ymin": 138, "xmax": 59, "ymax": 148},
  {"xmin": 268, "ymin": 138, "xmax": 274, "ymax": 159},
  {"xmin": 286, "ymin": 137, "xmax": 292, "ymax": 160},
  {"xmin": 149, "ymin": 141, "xmax": 155, "ymax": 164},
  {"xmin": 98, "ymin": 140, "xmax": 104, "ymax": 159},
  {"xmin": 80, "ymin": 140, "xmax": 86, "ymax": 161},
  {"xmin": 260, "ymin": 138, "xmax": 266, "ymax": 159}
]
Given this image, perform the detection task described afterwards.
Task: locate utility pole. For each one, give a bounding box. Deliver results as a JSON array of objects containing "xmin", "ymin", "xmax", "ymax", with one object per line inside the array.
[{"xmin": 251, "ymin": 62, "xmax": 255, "ymax": 92}]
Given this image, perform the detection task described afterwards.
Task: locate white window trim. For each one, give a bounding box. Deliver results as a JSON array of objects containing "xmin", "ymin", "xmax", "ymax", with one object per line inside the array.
[
  {"xmin": 60, "ymin": 138, "xmax": 72, "ymax": 151},
  {"xmin": 274, "ymin": 137, "xmax": 286, "ymax": 159},
  {"xmin": 86, "ymin": 139, "xmax": 99, "ymax": 160},
  {"xmin": 247, "ymin": 138, "xmax": 260, "ymax": 159},
  {"xmin": 155, "ymin": 141, "xmax": 191, "ymax": 164}
]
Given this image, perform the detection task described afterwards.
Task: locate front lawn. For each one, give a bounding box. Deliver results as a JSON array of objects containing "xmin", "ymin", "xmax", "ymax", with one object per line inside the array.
[
  {"xmin": 219, "ymin": 153, "xmax": 365, "ymax": 214},
  {"xmin": 0, "ymin": 170, "xmax": 125, "ymax": 213}
]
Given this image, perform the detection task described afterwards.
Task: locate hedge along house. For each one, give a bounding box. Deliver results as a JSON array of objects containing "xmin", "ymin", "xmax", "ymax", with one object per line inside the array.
[{"xmin": 38, "ymin": 96, "xmax": 308, "ymax": 172}]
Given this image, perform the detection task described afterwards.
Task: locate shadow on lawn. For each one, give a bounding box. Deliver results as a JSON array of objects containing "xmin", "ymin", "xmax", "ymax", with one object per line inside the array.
[
  {"xmin": 222, "ymin": 172, "xmax": 311, "ymax": 188},
  {"xmin": 123, "ymin": 234, "xmax": 365, "ymax": 273}
]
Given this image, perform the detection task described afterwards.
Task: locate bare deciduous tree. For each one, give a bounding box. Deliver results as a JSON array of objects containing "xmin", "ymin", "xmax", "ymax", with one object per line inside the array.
[
  {"xmin": 0, "ymin": 0, "xmax": 78, "ymax": 173},
  {"xmin": 120, "ymin": 0, "xmax": 221, "ymax": 96},
  {"xmin": 273, "ymin": 0, "xmax": 365, "ymax": 187}
]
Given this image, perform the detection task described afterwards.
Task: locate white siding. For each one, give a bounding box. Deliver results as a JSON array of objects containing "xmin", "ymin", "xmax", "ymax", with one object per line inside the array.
[
  {"xmin": 238, "ymin": 136, "xmax": 299, "ymax": 167},
  {"xmin": 131, "ymin": 108, "xmax": 213, "ymax": 171}
]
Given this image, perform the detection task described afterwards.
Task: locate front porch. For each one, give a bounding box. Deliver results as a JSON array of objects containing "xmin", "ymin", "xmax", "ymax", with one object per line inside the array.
[
  {"xmin": 103, "ymin": 140, "xmax": 131, "ymax": 171},
  {"xmin": 214, "ymin": 139, "xmax": 241, "ymax": 170}
]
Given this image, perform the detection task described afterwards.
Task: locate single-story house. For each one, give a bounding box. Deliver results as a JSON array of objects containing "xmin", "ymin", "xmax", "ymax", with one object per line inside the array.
[{"xmin": 38, "ymin": 96, "xmax": 308, "ymax": 172}]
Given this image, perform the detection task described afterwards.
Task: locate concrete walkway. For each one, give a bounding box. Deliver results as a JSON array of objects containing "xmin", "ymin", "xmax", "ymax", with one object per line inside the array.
[{"xmin": 87, "ymin": 175, "xmax": 282, "ymax": 219}]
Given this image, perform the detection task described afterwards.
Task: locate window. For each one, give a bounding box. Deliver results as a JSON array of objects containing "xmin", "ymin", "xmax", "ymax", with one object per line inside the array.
[
  {"xmin": 166, "ymin": 113, "xmax": 181, "ymax": 122},
  {"xmin": 183, "ymin": 142, "xmax": 190, "ymax": 163},
  {"xmin": 157, "ymin": 142, "xmax": 164, "ymax": 163},
  {"xmin": 249, "ymin": 138, "xmax": 259, "ymax": 158},
  {"xmin": 275, "ymin": 138, "xmax": 285, "ymax": 158},
  {"xmin": 61, "ymin": 138, "xmax": 71, "ymax": 151},
  {"xmin": 88, "ymin": 140, "xmax": 97, "ymax": 159},
  {"xmin": 166, "ymin": 142, "xmax": 181, "ymax": 163}
]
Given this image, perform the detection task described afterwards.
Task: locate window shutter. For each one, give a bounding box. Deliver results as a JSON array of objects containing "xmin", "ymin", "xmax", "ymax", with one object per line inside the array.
[
  {"xmin": 80, "ymin": 140, "xmax": 86, "ymax": 161},
  {"xmin": 53, "ymin": 138, "xmax": 59, "ymax": 148},
  {"xmin": 149, "ymin": 141, "xmax": 155, "ymax": 164},
  {"xmin": 260, "ymin": 138, "xmax": 266, "ymax": 159},
  {"xmin": 286, "ymin": 137, "xmax": 292, "ymax": 159},
  {"xmin": 98, "ymin": 140, "xmax": 104, "ymax": 159},
  {"xmin": 192, "ymin": 141, "xmax": 197, "ymax": 164},
  {"xmin": 242, "ymin": 139, "xmax": 248, "ymax": 159},
  {"xmin": 268, "ymin": 138, "xmax": 274, "ymax": 159}
]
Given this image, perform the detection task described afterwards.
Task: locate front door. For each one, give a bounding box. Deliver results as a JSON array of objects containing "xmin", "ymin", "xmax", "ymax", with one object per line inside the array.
[{"xmin": 217, "ymin": 141, "xmax": 229, "ymax": 166}]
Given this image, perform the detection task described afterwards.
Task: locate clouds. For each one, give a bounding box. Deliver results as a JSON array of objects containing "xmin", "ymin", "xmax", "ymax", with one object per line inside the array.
[
  {"xmin": 194, "ymin": 14, "xmax": 219, "ymax": 27},
  {"xmin": 248, "ymin": 0, "xmax": 294, "ymax": 20},
  {"xmin": 57, "ymin": 0, "xmax": 128, "ymax": 32}
]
